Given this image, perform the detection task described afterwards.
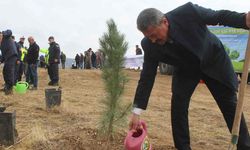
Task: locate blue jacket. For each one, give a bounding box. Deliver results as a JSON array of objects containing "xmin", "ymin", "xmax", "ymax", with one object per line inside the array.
[{"xmin": 0, "ymin": 30, "xmax": 18, "ymax": 62}]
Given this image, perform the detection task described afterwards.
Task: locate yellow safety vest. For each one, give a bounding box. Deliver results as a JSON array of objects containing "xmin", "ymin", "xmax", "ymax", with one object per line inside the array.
[
  {"xmin": 40, "ymin": 48, "xmax": 49, "ymax": 64},
  {"xmin": 21, "ymin": 48, "xmax": 27, "ymax": 61}
]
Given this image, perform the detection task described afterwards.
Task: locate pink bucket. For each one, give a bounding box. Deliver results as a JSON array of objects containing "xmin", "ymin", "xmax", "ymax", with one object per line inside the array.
[{"xmin": 124, "ymin": 121, "xmax": 152, "ymax": 150}]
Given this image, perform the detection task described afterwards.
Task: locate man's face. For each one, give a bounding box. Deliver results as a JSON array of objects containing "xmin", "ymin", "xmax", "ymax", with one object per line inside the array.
[
  {"xmin": 20, "ymin": 38, "xmax": 25, "ymax": 43},
  {"xmin": 28, "ymin": 38, "xmax": 34, "ymax": 44},
  {"xmin": 49, "ymin": 39, "xmax": 54, "ymax": 44},
  {"xmin": 142, "ymin": 18, "xmax": 169, "ymax": 45}
]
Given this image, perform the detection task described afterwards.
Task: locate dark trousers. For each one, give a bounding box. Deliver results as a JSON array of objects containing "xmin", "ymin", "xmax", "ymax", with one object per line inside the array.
[
  {"xmin": 3, "ymin": 56, "xmax": 17, "ymax": 90},
  {"xmin": 48, "ymin": 63, "xmax": 59, "ymax": 83},
  {"xmin": 40, "ymin": 62, "xmax": 46, "ymax": 68},
  {"xmin": 92, "ymin": 59, "xmax": 96, "ymax": 68},
  {"xmin": 171, "ymin": 70, "xmax": 250, "ymax": 150},
  {"xmin": 61, "ymin": 62, "xmax": 65, "ymax": 69},
  {"xmin": 23, "ymin": 62, "xmax": 28, "ymax": 77},
  {"xmin": 80, "ymin": 62, "xmax": 84, "ymax": 69},
  {"xmin": 15, "ymin": 61, "xmax": 24, "ymax": 82},
  {"xmin": 76, "ymin": 62, "xmax": 80, "ymax": 69},
  {"xmin": 26, "ymin": 63, "xmax": 38, "ymax": 87}
]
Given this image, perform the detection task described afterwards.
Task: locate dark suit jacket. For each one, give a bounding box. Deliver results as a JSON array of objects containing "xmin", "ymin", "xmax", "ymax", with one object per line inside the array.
[
  {"xmin": 48, "ymin": 42, "xmax": 61, "ymax": 64},
  {"xmin": 27, "ymin": 42, "xmax": 40, "ymax": 64},
  {"xmin": 133, "ymin": 2, "xmax": 249, "ymax": 110}
]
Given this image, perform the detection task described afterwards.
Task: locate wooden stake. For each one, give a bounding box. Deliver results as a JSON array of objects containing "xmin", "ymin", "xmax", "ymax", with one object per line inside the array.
[{"xmin": 229, "ymin": 31, "xmax": 250, "ymax": 150}]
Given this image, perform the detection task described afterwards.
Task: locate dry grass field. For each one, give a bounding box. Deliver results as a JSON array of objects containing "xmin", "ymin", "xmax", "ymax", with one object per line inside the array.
[{"xmin": 0, "ymin": 68, "xmax": 250, "ymax": 150}]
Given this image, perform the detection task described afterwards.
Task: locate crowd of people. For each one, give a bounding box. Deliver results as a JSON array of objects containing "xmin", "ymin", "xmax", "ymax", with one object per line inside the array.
[
  {"xmin": 0, "ymin": 30, "xmax": 61, "ymax": 95},
  {"xmin": 0, "ymin": 29, "xmax": 108, "ymax": 95},
  {"xmin": 72, "ymin": 48, "xmax": 105, "ymax": 69},
  {"xmin": 0, "ymin": 28, "xmax": 139, "ymax": 96}
]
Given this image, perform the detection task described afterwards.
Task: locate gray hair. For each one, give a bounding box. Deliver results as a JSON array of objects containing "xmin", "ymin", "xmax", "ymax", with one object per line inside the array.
[{"xmin": 137, "ymin": 8, "xmax": 165, "ymax": 32}]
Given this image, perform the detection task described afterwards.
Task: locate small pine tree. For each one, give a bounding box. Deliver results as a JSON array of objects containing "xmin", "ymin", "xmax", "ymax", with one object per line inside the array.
[{"xmin": 98, "ymin": 19, "xmax": 131, "ymax": 143}]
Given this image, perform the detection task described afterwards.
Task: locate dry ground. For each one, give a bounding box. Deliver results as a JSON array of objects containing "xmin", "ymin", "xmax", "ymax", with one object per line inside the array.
[{"xmin": 0, "ymin": 68, "xmax": 250, "ymax": 150}]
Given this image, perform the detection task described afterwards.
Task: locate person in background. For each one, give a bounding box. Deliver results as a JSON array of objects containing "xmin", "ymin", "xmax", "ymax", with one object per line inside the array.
[
  {"xmin": 86, "ymin": 50, "xmax": 92, "ymax": 69},
  {"xmin": 48, "ymin": 36, "xmax": 60, "ymax": 86},
  {"xmin": 84, "ymin": 51, "xmax": 91, "ymax": 69},
  {"xmin": 88, "ymin": 48, "xmax": 96, "ymax": 69},
  {"xmin": 39, "ymin": 55, "xmax": 46, "ymax": 68},
  {"xmin": 18, "ymin": 36, "xmax": 25, "ymax": 48},
  {"xmin": 71, "ymin": 62, "xmax": 77, "ymax": 69},
  {"xmin": 75, "ymin": 54, "xmax": 80, "ymax": 69},
  {"xmin": 60, "ymin": 51, "xmax": 66, "ymax": 69},
  {"xmin": 95, "ymin": 50, "xmax": 105, "ymax": 69},
  {"xmin": 26, "ymin": 36, "xmax": 39, "ymax": 90},
  {"xmin": 95, "ymin": 51, "xmax": 101, "ymax": 69},
  {"xmin": 17, "ymin": 36, "xmax": 26, "ymax": 81},
  {"xmin": 100, "ymin": 50, "xmax": 105, "ymax": 69},
  {"xmin": 80, "ymin": 53, "xmax": 84, "ymax": 69},
  {"xmin": 135, "ymin": 45, "xmax": 142, "ymax": 55},
  {"xmin": 11, "ymin": 36, "xmax": 21, "ymax": 84},
  {"xmin": 0, "ymin": 30, "xmax": 18, "ymax": 95}
]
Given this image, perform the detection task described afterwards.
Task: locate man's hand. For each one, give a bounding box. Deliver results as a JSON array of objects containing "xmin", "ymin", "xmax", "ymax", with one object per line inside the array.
[
  {"xmin": 247, "ymin": 11, "xmax": 250, "ymax": 28},
  {"xmin": 129, "ymin": 113, "xmax": 141, "ymax": 132},
  {"xmin": 54, "ymin": 59, "xmax": 58, "ymax": 63}
]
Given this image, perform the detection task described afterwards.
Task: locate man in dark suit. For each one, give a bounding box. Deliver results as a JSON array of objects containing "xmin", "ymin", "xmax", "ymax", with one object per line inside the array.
[
  {"xmin": 48, "ymin": 36, "xmax": 60, "ymax": 86},
  {"xmin": 129, "ymin": 2, "xmax": 250, "ymax": 150}
]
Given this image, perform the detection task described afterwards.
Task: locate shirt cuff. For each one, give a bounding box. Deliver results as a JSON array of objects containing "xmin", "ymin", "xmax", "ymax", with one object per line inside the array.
[{"xmin": 132, "ymin": 107, "xmax": 143, "ymax": 115}]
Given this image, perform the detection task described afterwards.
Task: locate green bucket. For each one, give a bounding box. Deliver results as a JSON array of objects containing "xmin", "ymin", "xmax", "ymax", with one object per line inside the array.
[{"xmin": 14, "ymin": 82, "xmax": 29, "ymax": 94}]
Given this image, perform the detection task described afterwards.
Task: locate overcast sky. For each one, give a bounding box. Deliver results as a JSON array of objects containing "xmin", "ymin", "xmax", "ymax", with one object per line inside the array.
[{"xmin": 1, "ymin": 0, "xmax": 249, "ymax": 58}]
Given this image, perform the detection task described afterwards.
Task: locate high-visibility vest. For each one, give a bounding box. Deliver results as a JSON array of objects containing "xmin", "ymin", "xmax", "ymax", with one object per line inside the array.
[
  {"xmin": 21, "ymin": 48, "xmax": 27, "ymax": 61},
  {"xmin": 40, "ymin": 48, "xmax": 49, "ymax": 64}
]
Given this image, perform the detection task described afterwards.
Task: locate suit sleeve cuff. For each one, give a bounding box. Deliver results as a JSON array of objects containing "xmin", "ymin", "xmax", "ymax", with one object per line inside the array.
[{"xmin": 132, "ymin": 107, "xmax": 143, "ymax": 115}]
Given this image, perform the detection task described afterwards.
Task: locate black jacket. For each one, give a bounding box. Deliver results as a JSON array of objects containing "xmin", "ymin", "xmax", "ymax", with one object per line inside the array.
[
  {"xmin": 133, "ymin": 2, "xmax": 249, "ymax": 110},
  {"xmin": 15, "ymin": 41, "xmax": 22, "ymax": 61},
  {"xmin": 27, "ymin": 42, "xmax": 39, "ymax": 64},
  {"xmin": 75, "ymin": 54, "xmax": 80, "ymax": 63},
  {"xmin": 0, "ymin": 30, "xmax": 18, "ymax": 62},
  {"xmin": 48, "ymin": 42, "xmax": 60, "ymax": 64},
  {"xmin": 60, "ymin": 53, "xmax": 66, "ymax": 62},
  {"xmin": 91, "ymin": 52, "xmax": 96, "ymax": 62}
]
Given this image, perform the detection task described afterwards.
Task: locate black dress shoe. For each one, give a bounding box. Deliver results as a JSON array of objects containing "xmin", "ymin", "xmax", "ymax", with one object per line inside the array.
[
  {"xmin": 52, "ymin": 82, "xmax": 59, "ymax": 86},
  {"xmin": 48, "ymin": 81, "xmax": 53, "ymax": 86},
  {"xmin": 30, "ymin": 87, "xmax": 38, "ymax": 90},
  {"xmin": 4, "ymin": 89, "xmax": 13, "ymax": 95}
]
